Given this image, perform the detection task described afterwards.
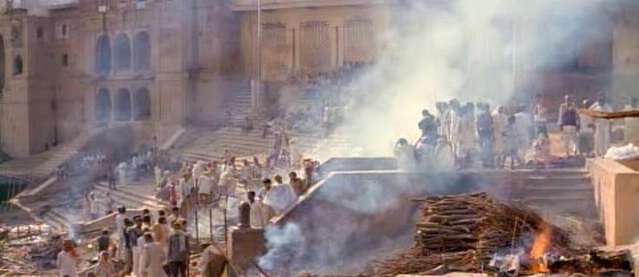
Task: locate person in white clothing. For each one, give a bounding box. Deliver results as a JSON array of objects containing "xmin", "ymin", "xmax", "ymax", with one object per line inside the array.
[
  {"xmin": 140, "ymin": 233, "xmax": 167, "ymax": 277},
  {"xmin": 263, "ymin": 176, "xmax": 297, "ymax": 215},
  {"xmin": 247, "ymin": 191, "xmax": 268, "ymax": 228},
  {"xmin": 57, "ymin": 240, "xmax": 78, "ymax": 277},
  {"xmin": 514, "ymin": 106, "xmax": 533, "ymax": 156},
  {"xmin": 492, "ymin": 106, "xmax": 508, "ymax": 167},
  {"xmin": 578, "ymin": 99, "xmax": 595, "ymax": 157},
  {"xmin": 590, "ymin": 95, "xmax": 612, "ymax": 156}
]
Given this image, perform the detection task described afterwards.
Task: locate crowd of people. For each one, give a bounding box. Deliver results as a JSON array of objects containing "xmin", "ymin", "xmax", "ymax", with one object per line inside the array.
[
  {"xmin": 396, "ymin": 94, "xmax": 634, "ymax": 170},
  {"xmin": 57, "ymin": 207, "xmax": 191, "ymax": 277},
  {"xmin": 154, "ymin": 152, "xmax": 318, "ymax": 226}
]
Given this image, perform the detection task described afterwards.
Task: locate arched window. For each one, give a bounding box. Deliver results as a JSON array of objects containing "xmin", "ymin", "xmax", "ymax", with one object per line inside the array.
[
  {"xmin": 133, "ymin": 87, "xmax": 151, "ymax": 120},
  {"xmin": 95, "ymin": 88, "xmax": 112, "ymax": 121},
  {"xmin": 114, "ymin": 88, "xmax": 132, "ymax": 121},
  {"xmin": 95, "ymin": 34, "xmax": 111, "ymax": 75},
  {"xmin": 133, "ymin": 32, "xmax": 151, "ymax": 72},
  {"xmin": 114, "ymin": 34, "xmax": 131, "ymax": 72},
  {"xmin": 13, "ymin": 55, "xmax": 22, "ymax": 75}
]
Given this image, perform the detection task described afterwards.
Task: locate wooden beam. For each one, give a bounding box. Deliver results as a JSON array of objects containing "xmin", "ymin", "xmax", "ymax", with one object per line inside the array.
[{"xmin": 578, "ymin": 108, "xmax": 639, "ymax": 119}]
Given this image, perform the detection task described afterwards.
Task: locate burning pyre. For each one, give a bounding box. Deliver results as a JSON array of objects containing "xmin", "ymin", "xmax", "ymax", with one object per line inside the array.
[{"xmin": 373, "ymin": 192, "xmax": 633, "ymax": 276}]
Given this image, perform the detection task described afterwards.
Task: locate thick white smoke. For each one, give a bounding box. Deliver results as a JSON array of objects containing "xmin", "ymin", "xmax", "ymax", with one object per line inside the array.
[
  {"xmin": 339, "ymin": 0, "xmax": 608, "ymax": 156},
  {"xmin": 259, "ymin": 0, "xmax": 611, "ymax": 274}
]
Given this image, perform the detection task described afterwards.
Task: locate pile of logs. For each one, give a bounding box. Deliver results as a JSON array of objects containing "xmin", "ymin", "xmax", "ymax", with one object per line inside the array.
[{"xmin": 374, "ymin": 193, "xmax": 575, "ymax": 276}]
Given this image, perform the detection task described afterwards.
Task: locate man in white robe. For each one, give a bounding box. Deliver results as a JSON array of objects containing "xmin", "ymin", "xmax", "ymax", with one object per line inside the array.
[
  {"xmin": 590, "ymin": 95, "xmax": 612, "ymax": 157},
  {"xmin": 117, "ymin": 162, "xmax": 128, "ymax": 186},
  {"xmin": 264, "ymin": 175, "xmax": 297, "ymax": 214},
  {"xmin": 492, "ymin": 106, "xmax": 508, "ymax": 166}
]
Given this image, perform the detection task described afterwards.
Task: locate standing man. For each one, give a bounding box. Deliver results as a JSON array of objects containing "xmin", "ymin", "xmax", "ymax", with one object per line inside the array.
[
  {"xmin": 625, "ymin": 97, "xmax": 639, "ymax": 145},
  {"xmin": 418, "ymin": 109, "xmax": 438, "ymax": 145},
  {"xmin": 578, "ymin": 99, "xmax": 595, "ymax": 157},
  {"xmin": 492, "ymin": 106, "xmax": 508, "ymax": 167},
  {"xmin": 533, "ymin": 94, "xmax": 549, "ymax": 137},
  {"xmin": 167, "ymin": 222, "xmax": 190, "ymax": 277},
  {"xmin": 590, "ymin": 94, "xmax": 612, "ymax": 157},
  {"xmin": 476, "ymin": 103, "xmax": 494, "ymax": 168},
  {"xmin": 558, "ymin": 95, "xmax": 579, "ymax": 157}
]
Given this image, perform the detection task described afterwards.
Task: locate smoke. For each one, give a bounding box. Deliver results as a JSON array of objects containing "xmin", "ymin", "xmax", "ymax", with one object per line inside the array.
[
  {"xmin": 258, "ymin": 0, "xmax": 611, "ymax": 274},
  {"xmin": 338, "ymin": 0, "xmax": 609, "ymax": 156}
]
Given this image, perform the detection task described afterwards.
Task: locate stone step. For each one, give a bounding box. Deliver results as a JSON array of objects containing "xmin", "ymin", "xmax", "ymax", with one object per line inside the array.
[
  {"xmin": 524, "ymin": 188, "xmax": 593, "ymax": 198},
  {"xmin": 524, "ymin": 176, "xmax": 590, "ymax": 187},
  {"xmin": 42, "ymin": 209, "xmax": 69, "ymax": 232},
  {"xmin": 94, "ymin": 183, "xmax": 168, "ymax": 210}
]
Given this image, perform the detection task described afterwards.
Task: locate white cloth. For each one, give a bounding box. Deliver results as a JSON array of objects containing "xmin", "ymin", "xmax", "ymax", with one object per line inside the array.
[
  {"xmin": 458, "ymin": 113, "xmax": 476, "ymax": 155},
  {"xmin": 197, "ymin": 175, "xmax": 214, "ymax": 195},
  {"xmin": 141, "ymin": 242, "xmax": 167, "ymax": 277},
  {"xmin": 57, "ymin": 251, "xmax": 78, "ymax": 277},
  {"xmin": 218, "ymin": 167, "xmax": 237, "ymax": 197},
  {"xmin": 117, "ymin": 162, "xmax": 128, "ymax": 186},
  {"xmin": 625, "ymin": 105, "xmax": 639, "ymax": 144},
  {"xmin": 591, "ymin": 103, "xmax": 612, "ymax": 156},
  {"xmin": 561, "ymin": 126, "xmax": 578, "ymax": 155},
  {"xmin": 249, "ymin": 201, "xmax": 268, "ymax": 228},
  {"xmin": 263, "ymin": 184, "xmax": 297, "ymax": 213},
  {"xmin": 492, "ymin": 112, "xmax": 508, "ymax": 154},
  {"xmin": 448, "ymin": 110, "xmax": 461, "ymax": 152}
]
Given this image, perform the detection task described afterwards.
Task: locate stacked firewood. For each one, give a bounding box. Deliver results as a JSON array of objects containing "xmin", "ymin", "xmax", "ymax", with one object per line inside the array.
[{"xmin": 375, "ymin": 192, "xmax": 574, "ymax": 276}]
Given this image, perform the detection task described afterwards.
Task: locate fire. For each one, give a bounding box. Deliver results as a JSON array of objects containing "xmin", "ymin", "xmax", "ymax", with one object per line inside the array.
[{"xmin": 529, "ymin": 224, "xmax": 551, "ymax": 272}]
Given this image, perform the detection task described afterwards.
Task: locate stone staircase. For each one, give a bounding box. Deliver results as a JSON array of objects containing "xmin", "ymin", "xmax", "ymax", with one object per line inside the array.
[
  {"xmin": 226, "ymin": 82, "xmax": 252, "ymax": 127},
  {"xmin": 93, "ymin": 182, "xmax": 170, "ymax": 210},
  {"xmin": 179, "ymin": 127, "xmax": 353, "ymax": 163},
  {"xmin": 0, "ymin": 130, "xmax": 97, "ymax": 179},
  {"xmin": 519, "ymin": 170, "xmax": 596, "ymax": 218}
]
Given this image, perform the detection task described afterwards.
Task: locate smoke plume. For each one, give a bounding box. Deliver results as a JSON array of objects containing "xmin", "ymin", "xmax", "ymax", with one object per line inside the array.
[
  {"xmin": 339, "ymin": 0, "xmax": 609, "ymax": 156},
  {"xmin": 259, "ymin": 0, "xmax": 611, "ymax": 274}
]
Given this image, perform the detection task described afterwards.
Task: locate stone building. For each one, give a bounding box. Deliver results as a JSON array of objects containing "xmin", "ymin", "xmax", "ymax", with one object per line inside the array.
[
  {"xmin": 0, "ymin": 0, "xmax": 240, "ymax": 157},
  {"xmin": 0, "ymin": 0, "xmax": 636, "ymax": 158}
]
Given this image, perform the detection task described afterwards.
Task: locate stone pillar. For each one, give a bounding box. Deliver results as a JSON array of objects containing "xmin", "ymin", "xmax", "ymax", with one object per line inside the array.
[
  {"xmin": 227, "ymin": 226, "xmax": 266, "ymax": 277},
  {"xmin": 227, "ymin": 201, "xmax": 266, "ymax": 277}
]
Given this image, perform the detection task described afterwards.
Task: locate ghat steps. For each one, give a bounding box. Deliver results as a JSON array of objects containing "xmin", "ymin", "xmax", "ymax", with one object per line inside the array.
[
  {"xmin": 180, "ymin": 127, "xmax": 352, "ymax": 162},
  {"xmin": 518, "ymin": 170, "xmax": 596, "ymax": 218},
  {"xmin": 0, "ymin": 130, "xmax": 97, "ymax": 180}
]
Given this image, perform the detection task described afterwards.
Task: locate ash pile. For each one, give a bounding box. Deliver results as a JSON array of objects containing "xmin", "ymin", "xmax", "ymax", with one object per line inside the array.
[{"xmin": 374, "ymin": 193, "xmax": 633, "ymax": 276}]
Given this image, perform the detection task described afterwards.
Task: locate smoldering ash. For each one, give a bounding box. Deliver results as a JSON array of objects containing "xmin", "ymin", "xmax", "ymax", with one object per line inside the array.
[{"xmin": 258, "ymin": 0, "xmax": 609, "ymax": 274}]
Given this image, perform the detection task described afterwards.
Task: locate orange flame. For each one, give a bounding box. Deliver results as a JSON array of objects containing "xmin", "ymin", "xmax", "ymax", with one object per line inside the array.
[{"xmin": 529, "ymin": 224, "xmax": 551, "ymax": 272}]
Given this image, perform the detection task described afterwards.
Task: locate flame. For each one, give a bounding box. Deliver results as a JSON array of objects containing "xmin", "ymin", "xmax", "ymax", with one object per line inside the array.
[{"xmin": 529, "ymin": 224, "xmax": 551, "ymax": 272}]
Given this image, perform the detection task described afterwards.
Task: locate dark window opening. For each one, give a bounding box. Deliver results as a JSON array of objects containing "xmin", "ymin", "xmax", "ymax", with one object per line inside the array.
[
  {"xmin": 95, "ymin": 34, "xmax": 111, "ymax": 75},
  {"xmin": 133, "ymin": 88, "xmax": 151, "ymax": 120},
  {"xmin": 114, "ymin": 34, "xmax": 131, "ymax": 72},
  {"xmin": 62, "ymin": 54, "xmax": 69, "ymax": 67},
  {"xmin": 61, "ymin": 24, "xmax": 67, "ymax": 37},
  {"xmin": 114, "ymin": 89, "xmax": 132, "ymax": 121},
  {"xmin": 95, "ymin": 88, "xmax": 112, "ymax": 122},
  {"xmin": 36, "ymin": 27, "xmax": 43, "ymax": 39},
  {"xmin": 133, "ymin": 32, "xmax": 151, "ymax": 72},
  {"xmin": 13, "ymin": 55, "xmax": 23, "ymax": 76}
]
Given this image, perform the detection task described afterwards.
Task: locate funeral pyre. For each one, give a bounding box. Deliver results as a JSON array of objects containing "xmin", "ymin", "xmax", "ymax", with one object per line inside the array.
[{"xmin": 373, "ymin": 193, "xmax": 633, "ymax": 276}]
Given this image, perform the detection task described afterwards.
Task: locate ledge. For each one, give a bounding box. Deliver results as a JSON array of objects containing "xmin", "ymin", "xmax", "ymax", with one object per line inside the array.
[{"xmin": 230, "ymin": 0, "xmax": 397, "ymax": 11}]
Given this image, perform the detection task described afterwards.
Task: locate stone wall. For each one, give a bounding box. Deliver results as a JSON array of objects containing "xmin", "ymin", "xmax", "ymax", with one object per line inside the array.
[
  {"xmin": 588, "ymin": 158, "xmax": 639, "ymax": 246},
  {"xmin": 238, "ymin": 5, "xmax": 391, "ymax": 81}
]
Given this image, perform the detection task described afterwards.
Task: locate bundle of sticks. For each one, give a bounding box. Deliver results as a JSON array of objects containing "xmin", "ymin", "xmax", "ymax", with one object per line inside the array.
[{"xmin": 374, "ymin": 192, "xmax": 574, "ymax": 276}]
